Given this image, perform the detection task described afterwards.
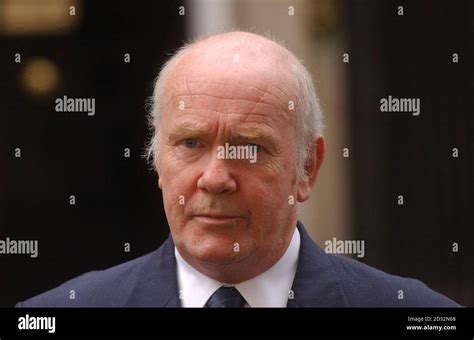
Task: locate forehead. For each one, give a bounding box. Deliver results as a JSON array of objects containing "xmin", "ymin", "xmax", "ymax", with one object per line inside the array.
[{"xmin": 161, "ymin": 40, "xmax": 297, "ymax": 127}]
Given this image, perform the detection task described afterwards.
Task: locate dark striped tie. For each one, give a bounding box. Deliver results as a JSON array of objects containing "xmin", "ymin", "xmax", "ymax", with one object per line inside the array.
[{"xmin": 205, "ymin": 286, "xmax": 246, "ymax": 308}]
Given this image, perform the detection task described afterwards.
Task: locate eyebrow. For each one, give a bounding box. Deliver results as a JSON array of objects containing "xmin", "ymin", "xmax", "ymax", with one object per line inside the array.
[
  {"xmin": 167, "ymin": 122, "xmax": 282, "ymax": 152},
  {"xmin": 229, "ymin": 126, "xmax": 282, "ymax": 151},
  {"xmin": 167, "ymin": 123, "xmax": 209, "ymax": 142}
]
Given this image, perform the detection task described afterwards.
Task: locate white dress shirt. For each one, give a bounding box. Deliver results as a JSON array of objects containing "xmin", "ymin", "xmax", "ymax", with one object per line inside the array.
[{"xmin": 175, "ymin": 227, "xmax": 300, "ymax": 307}]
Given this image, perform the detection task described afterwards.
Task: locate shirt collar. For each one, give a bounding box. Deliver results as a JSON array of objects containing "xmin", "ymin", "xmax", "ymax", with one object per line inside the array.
[{"xmin": 175, "ymin": 227, "xmax": 300, "ymax": 307}]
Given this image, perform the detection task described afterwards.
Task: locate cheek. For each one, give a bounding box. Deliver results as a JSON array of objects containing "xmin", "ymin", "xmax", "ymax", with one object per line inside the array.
[
  {"xmin": 160, "ymin": 165, "xmax": 196, "ymax": 227},
  {"xmin": 161, "ymin": 150, "xmax": 196, "ymax": 190},
  {"xmin": 239, "ymin": 176, "xmax": 291, "ymax": 227},
  {"xmin": 162, "ymin": 186, "xmax": 182, "ymax": 215},
  {"xmin": 240, "ymin": 158, "xmax": 297, "ymax": 230},
  {"xmin": 249, "ymin": 157, "xmax": 296, "ymax": 198}
]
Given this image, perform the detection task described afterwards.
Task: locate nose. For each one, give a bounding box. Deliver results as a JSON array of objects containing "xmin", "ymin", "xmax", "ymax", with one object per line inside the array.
[{"xmin": 197, "ymin": 155, "xmax": 237, "ymax": 194}]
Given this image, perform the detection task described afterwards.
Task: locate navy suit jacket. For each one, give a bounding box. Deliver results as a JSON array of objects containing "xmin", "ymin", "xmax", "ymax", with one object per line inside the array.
[{"xmin": 16, "ymin": 221, "xmax": 460, "ymax": 307}]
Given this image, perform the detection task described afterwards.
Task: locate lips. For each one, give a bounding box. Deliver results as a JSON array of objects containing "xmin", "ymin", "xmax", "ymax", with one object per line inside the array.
[
  {"xmin": 193, "ymin": 214, "xmax": 242, "ymax": 224},
  {"xmin": 195, "ymin": 214, "xmax": 239, "ymax": 219}
]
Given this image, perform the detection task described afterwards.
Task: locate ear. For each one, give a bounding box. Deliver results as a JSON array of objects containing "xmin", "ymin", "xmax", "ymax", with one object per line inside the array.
[
  {"xmin": 156, "ymin": 155, "xmax": 162, "ymax": 189},
  {"xmin": 297, "ymin": 136, "xmax": 325, "ymax": 202}
]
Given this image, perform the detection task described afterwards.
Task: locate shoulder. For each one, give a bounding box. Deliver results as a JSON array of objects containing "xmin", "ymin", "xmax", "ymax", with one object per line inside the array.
[
  {"xmin": 16, "ymin": 251, "xmax": 156, "ymax": 307},
  {"xmin": 326, "ymin": 253, "xmax": 461, "ymax": 307}
]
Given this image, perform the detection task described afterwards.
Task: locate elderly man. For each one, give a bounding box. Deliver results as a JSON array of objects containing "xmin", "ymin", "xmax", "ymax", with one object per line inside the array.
[{"xmin": 16, "ymin": 31, "xmax": 459, "ymax": 307}]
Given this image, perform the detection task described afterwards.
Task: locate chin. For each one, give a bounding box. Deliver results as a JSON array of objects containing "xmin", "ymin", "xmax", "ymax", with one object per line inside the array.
[{"xmin": 187, "ymin": 235, "xmax": 251, "ymax": 265}]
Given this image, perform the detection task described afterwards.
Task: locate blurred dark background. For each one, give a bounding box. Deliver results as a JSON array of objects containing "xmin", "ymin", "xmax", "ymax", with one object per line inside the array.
[{"xmin": 0, "ymin": 0, "xmax": 472, "ymax": 307}]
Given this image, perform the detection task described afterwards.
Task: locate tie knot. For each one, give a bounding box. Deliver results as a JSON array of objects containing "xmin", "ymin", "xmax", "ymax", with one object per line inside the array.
[{"xmin": 205, "ymin": 286, "xmax": 246, "ymax": 308}]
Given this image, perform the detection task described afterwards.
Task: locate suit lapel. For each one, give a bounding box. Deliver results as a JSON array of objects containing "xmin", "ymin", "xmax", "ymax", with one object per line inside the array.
[
  {"xmin": 126, "ymin": 234, "xmax": 181, "ymax": 307},
  {"xmin": 287, "ymin": 221, "xmax": 348, "ymax": 307}
]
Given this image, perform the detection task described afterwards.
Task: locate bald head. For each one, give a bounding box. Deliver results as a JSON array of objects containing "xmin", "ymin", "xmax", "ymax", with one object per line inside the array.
[
  {"xmin": 162, "ymin": 32, "xmax": 297, "ymax": 122},
  {"xmin": 176, "ymin": 30, "xmax": 295, "ymax": 72},
  {"xmin": 170, "ymin": 31, "xmax": 296, "ymax": 81}
]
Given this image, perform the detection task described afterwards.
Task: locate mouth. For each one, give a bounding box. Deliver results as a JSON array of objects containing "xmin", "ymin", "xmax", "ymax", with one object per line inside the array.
[{"xmin": 193, "ymin": 214, "xmax": 242, "ymax": 224}]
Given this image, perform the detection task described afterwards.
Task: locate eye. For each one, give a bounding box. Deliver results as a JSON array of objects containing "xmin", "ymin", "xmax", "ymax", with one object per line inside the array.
[
  {"xmin": 181, "ymin": 138, "xmax": 200, "ymax": 149},
  {"xmin": 246, "ymin": 143, "xmax": 262, "ymax": 152}
]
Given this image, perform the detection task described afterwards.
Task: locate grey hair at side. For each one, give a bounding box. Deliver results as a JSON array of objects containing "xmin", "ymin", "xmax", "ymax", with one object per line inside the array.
[
  {"xmin": 144, "ymin": 43, "xmax": 193, "ymax": 175},
  {"xmin": 144, "ymin": 32, "xmax": 325, "ymax": 181}
]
